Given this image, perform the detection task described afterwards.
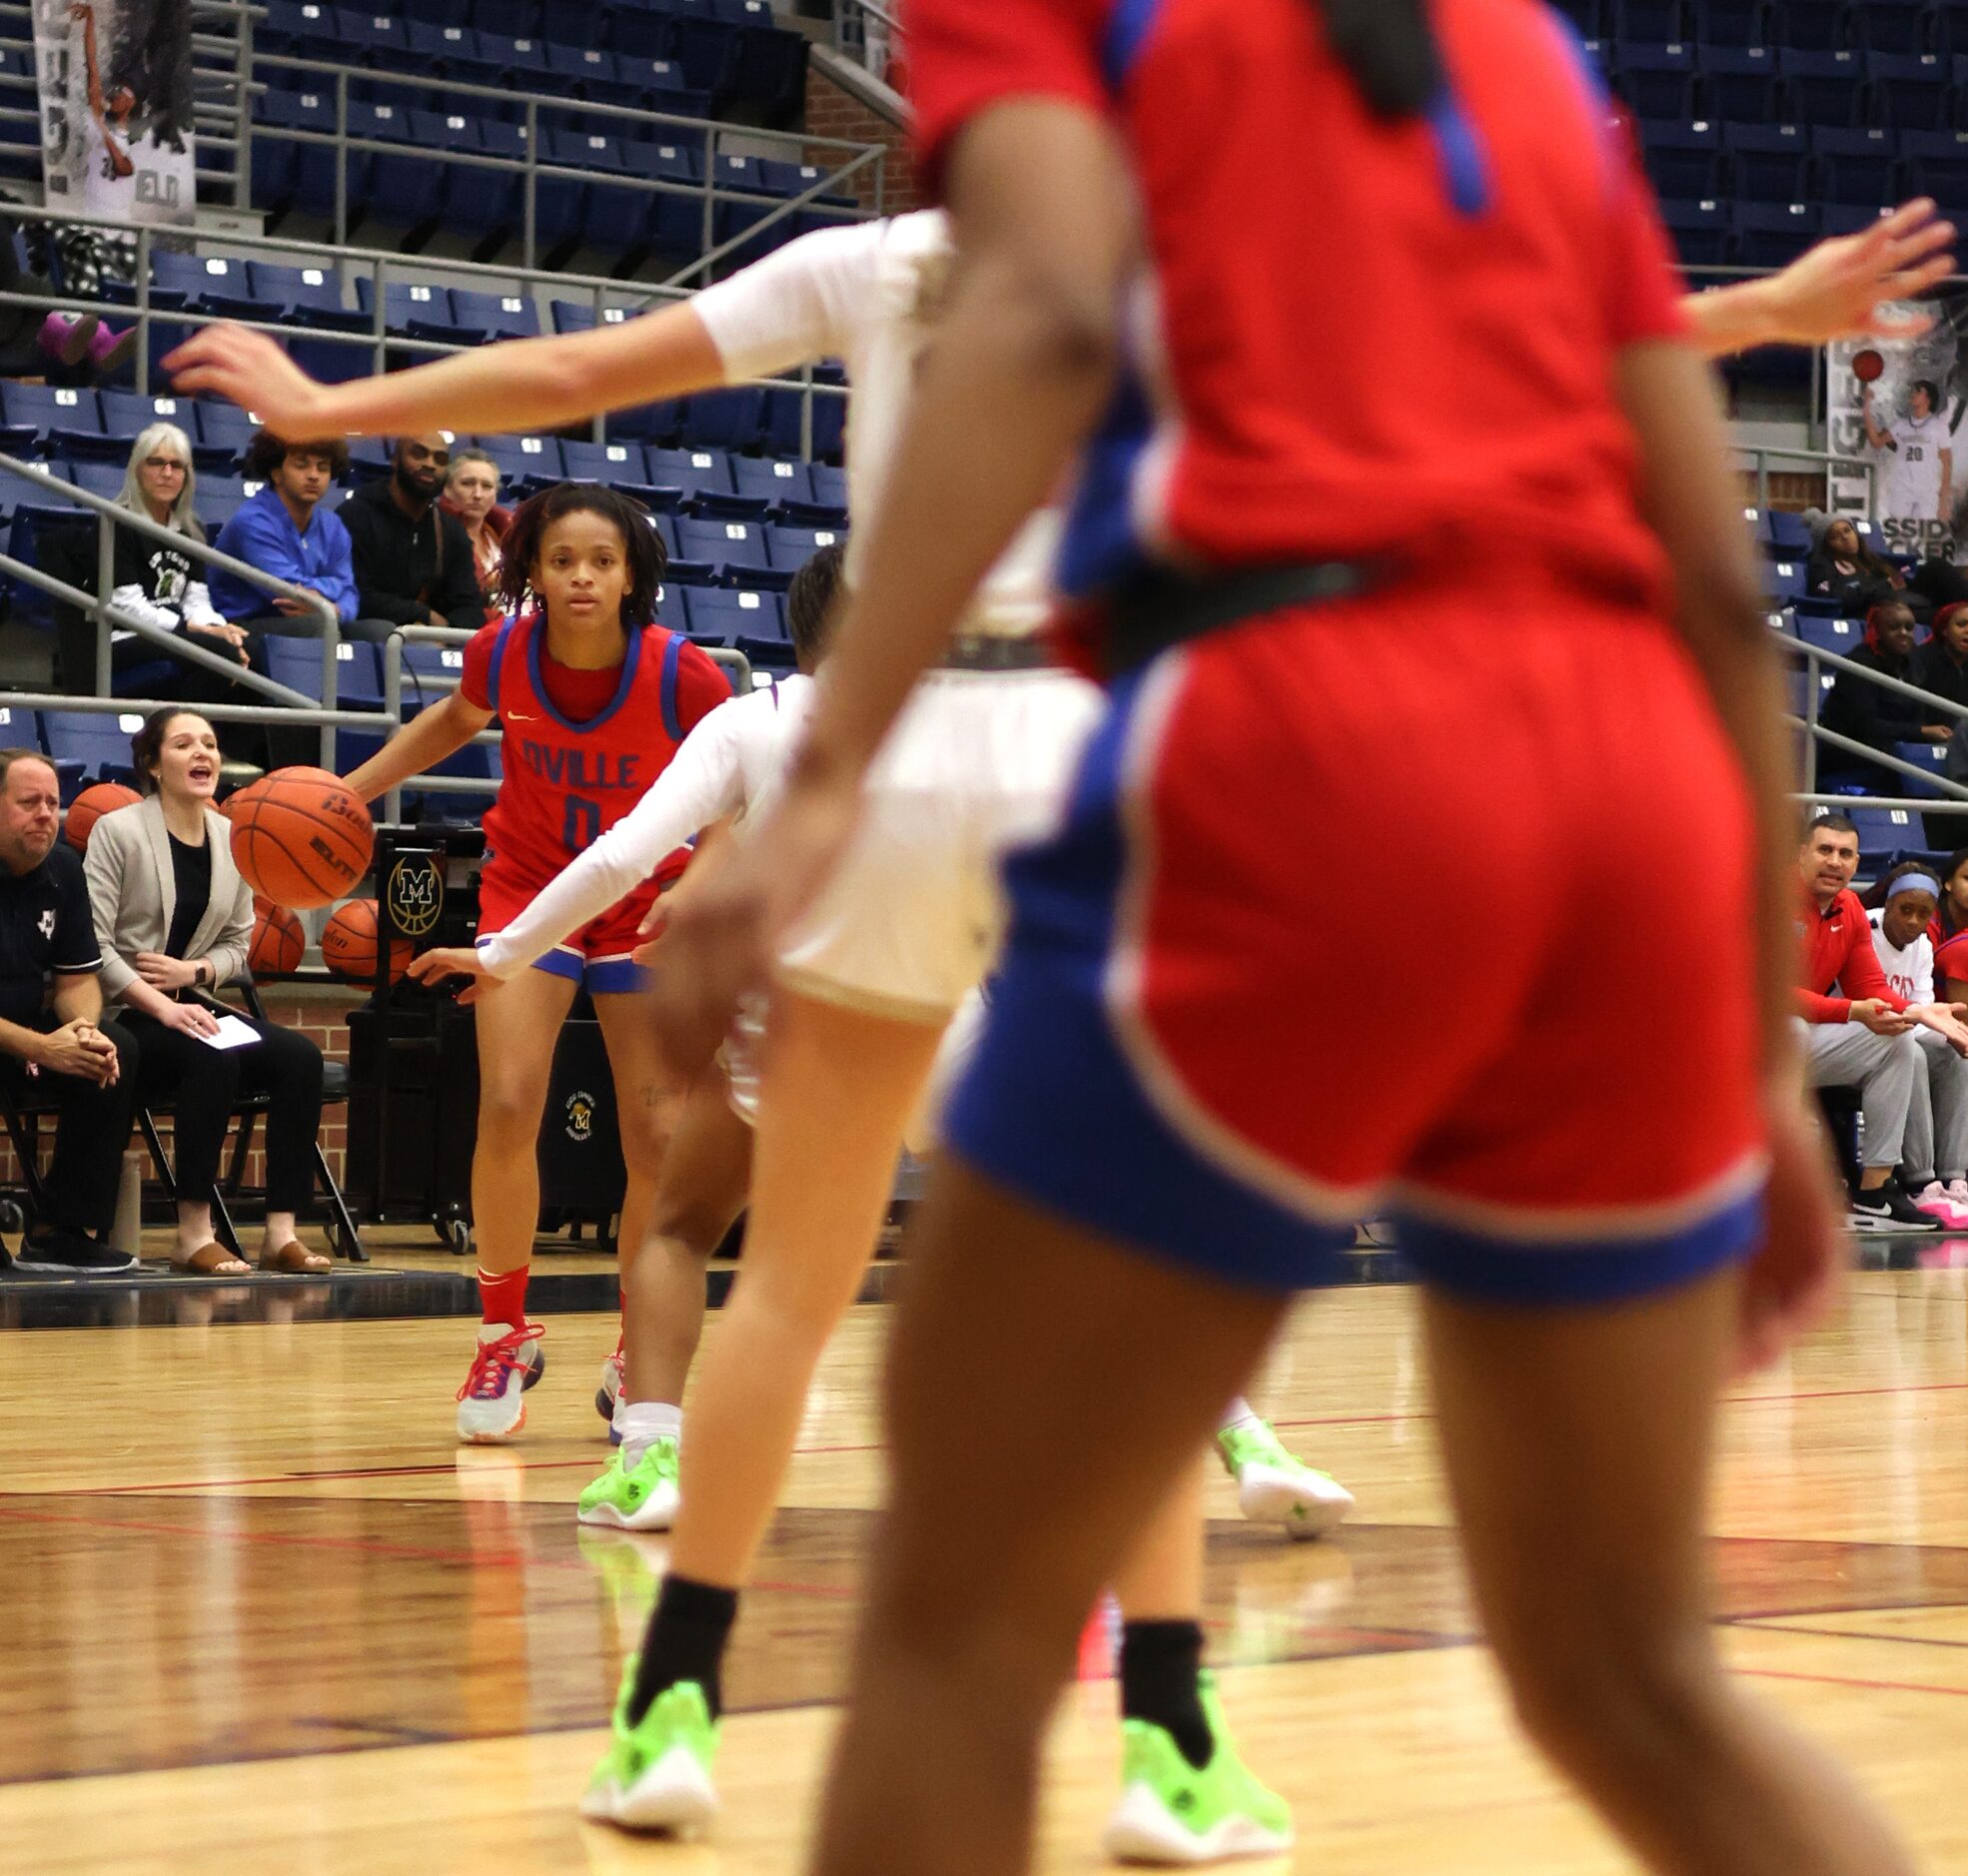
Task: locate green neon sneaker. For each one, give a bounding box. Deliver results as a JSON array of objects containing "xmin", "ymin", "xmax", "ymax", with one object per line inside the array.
[
  {"xmin": 577, "ymin": 1438, "xmax": 681, "ymax": 1531},
  {"xmin": 579, "ymin": 1663, "xmax": 719, "ymax": 1833},
  {"xmin": 1216, "ymin": 1418, "xmax": 1354, "ymax": 1540},
  {"xmin": 1103, "ymin": 1675, "xmax": 1293, "ymax": 1865}
]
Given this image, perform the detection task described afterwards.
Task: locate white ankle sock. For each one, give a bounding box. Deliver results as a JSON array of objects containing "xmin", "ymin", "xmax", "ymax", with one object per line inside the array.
[
  {"xmin": 1218, "ymin": 1398, "xmax": 1265, "ymax": 1437},
  {"xmin": 619, "ymin": 1401, "xmax": 682, "ymax": 1469}
]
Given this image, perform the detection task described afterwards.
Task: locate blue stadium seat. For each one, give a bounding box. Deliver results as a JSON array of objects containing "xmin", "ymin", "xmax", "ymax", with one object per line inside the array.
[
  {"xmin": 645, "ymin": 447, "xmax": 734, "ymax": 499},
  {"xmin": 1613, "ymin": 41, "xmax": 1698, "ymax": 118},
  {"xmin": 547, "ymin": 130, "xmax": 650, "ymax": 254},
  {"xmin": 473, "ymin": 0, "xmax": 543, "ymax": 36},
  {"xmin": 808, "ymin": 464, "xmax": 847, "ymax": 514},
  {"xmin": 733, "ymin": 458, "xmax": 814, "ymax": 510},
  {"xmin": 193, "ymin": 473, "xmax": 249, "ymax": 532},
  {"xmin": 42, "ymin": 709, "xmax": 146, "ymax": 787},
  {"xmin": 265, "ymin": 635, "xmax": 386, "ymax": 710},
  {"xmin": 675, "ymin": 389, "xmax": 765, "ymax": 454},
  {"xmin": 1854, "ymin": 0, "xmax": 1932, "ymax": 54},
  {"xmin": 564, "ymin": 439, "xmax": 651, "ymax": 482},
  {"xmin": 195, "ymin": 407, "xmax": 259, "ymax": 468},
  {"xmin": 1723, "ymin": 120, "xmax": 1809, "ymax": 199},
  {"xmin": 1767, "ymin": 557, "xmax": 1809, "ymax": 602},
  {"xmin": 101, "ymin": 390, "xmax": 201, "ymax": 446},
  {"xmin": 338, "ymin": 7, "xmax": 411, "ymax": 61},
  {"xmin": 1847, "ymin": 805, "xmax": 1921, "ymax": 857},
  {"xmin": 650, "ymin": 582, "xmax": 690, "ymax": 631},
  {"xmin": 764, "ymin": 522, "xmax": 843, "ymax": 572},
  {"xmin": 761, "ymin": 385, "xmax": 846, "ymax": 464},
  {"xmin": 1776, "ymin": 46, "xmax": 1866, "ymax": 123},
  {"xmin": 545, "ymin": 43, "xmax": 619, "ymax": 83},
  {"xmin": 473, "ymin": 434, "xmax": 565, "ymax": 485},
  {"xmin": 0, "ymin": 385, "xmax": 101, "ymax": 444},
  {"xmin": 356, "ymin": 278, "xmax": 457, "ymax": 334},
  {"xmin": 1810, "ymin": 125, "xmax": 1902, "ymax": 206},
  {"xmin": 1640, "ymin": 118, "xmax": 1724, "ymax": 200},
  {"xmin": 1899, "ymin": 127, "xmax": 1968, "ymax": 198},
  {"xmin": 450, "ymin": 288, "xmax": 541, "ymax": 340},
  {"xmin": 470, "ymin": 28, "xmax": 550, "ymax": 80},
  {"xmin": 550, "ymin": 298, "xmax": 634, "ymax": 335},
  {"xmin": 1703, "ymin": 44, "xmax": 1782, "ymax": 116},
  {"xmin": 675, "ymin": 516, "xmax": 770, "ymax": 580},
  {"xmin": 405, "ymin": 20, "xmax": 480, "ymax": 64},
  {"xmin": 1866, "ymin": 50, "xmax": 1953, "ymax": 127},
  {"xmin": 405, "ymin": 0, "xmax": 473, "ymax": 21},
  {"xmin": 683, "ymin": 583, "xmax": 785, "ymax": 650},
  {"xmin": 1775, "ymin": 0, "xmax": 1855, "ymax": 49},
  {"xmin": 1769, "ymin": 509, "xmax": 1814, "ymax": 553},
  {"xmin": 1930, "ymin": 1, "xmax": 1968, "ymax": 54},
  {"xmin": 1611, "ymin": 0, "xmax": 1687, "ymax": 40},
  {"xmin": 245, "ymin": 260, "xmax": 345, "ymax": 317},
  {"xmin": 1895, "ymin": 740, "xmax": 1951, "ymax": 798},
  {"xmin": 1733, "ymin": 199, "xmax": 1821, "ymax": 266},
  {"xmin": 1795, "ymin": 612, "xmax": 1863, "ymax": 656},
  {"xmin": 1690, "ymin": 0, "xmax": 1770, "ymax": 46}
]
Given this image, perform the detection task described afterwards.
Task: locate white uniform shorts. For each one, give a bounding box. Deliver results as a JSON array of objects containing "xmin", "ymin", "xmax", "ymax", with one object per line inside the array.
[{"xmin": 774, "ymin": 664, "xmax": 1104, "ymax": 1023}]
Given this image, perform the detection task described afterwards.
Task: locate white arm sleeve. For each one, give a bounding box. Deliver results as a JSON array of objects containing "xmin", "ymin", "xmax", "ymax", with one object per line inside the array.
[
  {"xmin": 1917, "ymin": 937, "xmax": 1937, "ymax": 1006},
  {"xmin": 689, "ymin": 221, "xmax": 887, "ymax": 381},
  {"xmin": 109, "ymin": 582, "xmax": 182, "ymax": 634},
  {"xmin": 477, "ymin": 700, "xmax": 752, "ymax": 978}
]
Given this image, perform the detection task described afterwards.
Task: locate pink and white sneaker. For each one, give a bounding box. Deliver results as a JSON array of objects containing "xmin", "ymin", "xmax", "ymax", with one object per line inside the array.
[
  {"xmin": 1912, "ymin": 1183, "xmax": 1968, "ymax": 1231},
  {"xmin": 596, "ymin": 1338, "xmax": 625, "ymax": 1443}
]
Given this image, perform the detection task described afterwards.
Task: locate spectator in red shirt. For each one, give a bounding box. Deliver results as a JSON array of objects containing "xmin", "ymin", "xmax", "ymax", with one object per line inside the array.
[{"xmin": 1798, "ymin": 812, "xmax": 1968, "ymax": 1230}]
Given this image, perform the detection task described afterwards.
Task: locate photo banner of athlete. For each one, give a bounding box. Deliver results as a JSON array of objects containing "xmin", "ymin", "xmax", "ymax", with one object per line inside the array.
[
  {"xmin": 32, "ymin": 0, "xmax": 195, "ymax": 228},
  {"xmin": 1828, "ymin": 288, "xmax": 1968, "ymax": 562}
]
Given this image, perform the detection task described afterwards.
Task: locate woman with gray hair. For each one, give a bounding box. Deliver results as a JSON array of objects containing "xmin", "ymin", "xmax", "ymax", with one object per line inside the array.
[{"xmin": 55, "ymin": 422, "xmax": 250, "ymax": 693}]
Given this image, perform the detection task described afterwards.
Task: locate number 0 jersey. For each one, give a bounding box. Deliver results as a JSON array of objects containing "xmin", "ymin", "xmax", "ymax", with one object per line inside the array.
[{"xmin": 460, "ymin": 610, "xmax": 732, "ymax": 892}]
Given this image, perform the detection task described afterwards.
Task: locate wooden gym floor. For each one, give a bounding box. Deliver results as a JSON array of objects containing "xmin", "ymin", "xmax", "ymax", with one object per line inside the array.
[{"xmin": 4, "ymin": 1245, "xmax": 1968, "ymax": 1872}]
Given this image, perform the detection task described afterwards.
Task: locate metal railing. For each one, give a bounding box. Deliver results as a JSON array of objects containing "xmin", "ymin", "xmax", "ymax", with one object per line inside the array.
[
  {"xmin": 1739, "ymin": 445, "xmax": 1878, "ymax": 523},
  {"xmin": 235, "ymin": 50, "xmax": 884, "ymax": 284},
  {"xmin": 1776, "ymin": 622, "xmax": 1968, "ymax": 829},
  {"xmin": 0, "ymin": 198, "xmax": 852, "ymax": 451},
  {"xmin": 834, "ymin": 0, "xmax": 901, "ymax": 86}
]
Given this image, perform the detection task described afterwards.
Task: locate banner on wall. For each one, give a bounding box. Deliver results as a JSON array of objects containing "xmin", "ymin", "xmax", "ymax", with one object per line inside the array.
[
  {"xmin": 32, "ymin": 0, "xmax": 195, "ymax": 230},
  {"xmin": 1827, "ymin": 291, "xmax": 1968, "ymax": 561}
]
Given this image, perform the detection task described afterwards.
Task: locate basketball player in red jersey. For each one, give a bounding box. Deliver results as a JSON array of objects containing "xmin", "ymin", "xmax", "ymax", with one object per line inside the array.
[
  {"xmin": 346, "ymin": 482, "xmax": 730, "ymax": 1440},
  {"xmin": 629, "ymin": 0, "xmax": 1922, "ymax": 1868}
]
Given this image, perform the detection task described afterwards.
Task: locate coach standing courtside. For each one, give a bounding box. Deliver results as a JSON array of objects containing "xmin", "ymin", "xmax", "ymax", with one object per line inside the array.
[{"xmin": 0, "ymin": 748, "xmax": 138, "ymax": 1275}]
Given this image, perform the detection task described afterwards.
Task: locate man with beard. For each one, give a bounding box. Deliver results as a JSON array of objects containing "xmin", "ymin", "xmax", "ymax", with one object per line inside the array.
[{"xmin": 339, "ymin": 433, "xmax": 487, "ymax": 636}]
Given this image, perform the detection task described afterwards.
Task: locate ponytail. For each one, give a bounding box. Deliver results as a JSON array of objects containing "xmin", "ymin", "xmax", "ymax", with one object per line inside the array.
[{"xmin": 1321, "ymin": 0, "xmax": 1444, "ymax": 119}]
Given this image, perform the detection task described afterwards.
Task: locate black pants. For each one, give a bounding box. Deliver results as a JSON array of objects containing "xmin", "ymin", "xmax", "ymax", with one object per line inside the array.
[
  {"xmin": 123, "ymin": 1010, "xmax": 325, "ymax": 1215},
  {"xmin": 0, "ymin": 1018, "xmax": 139, "ymax": 1235}
]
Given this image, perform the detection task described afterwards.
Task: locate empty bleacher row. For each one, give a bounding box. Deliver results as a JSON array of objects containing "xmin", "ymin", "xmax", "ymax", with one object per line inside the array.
[
  {"xmin": 256, "ymin": 0, "xmax": 808, "ymax": 127},
  {"xmin": 1554, "ymin": 1, "xmax": 1968, "ymax": 267}
]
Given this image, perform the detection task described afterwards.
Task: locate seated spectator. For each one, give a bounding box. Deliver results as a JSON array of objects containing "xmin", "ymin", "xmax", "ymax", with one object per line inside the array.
[
  {"xmin": 1866, "ymin": 861, "xmax": 1968, "ymax": 1229},
  {"xmin": 206, "ymin": 430, "xmax": 394, "ymax": 644},
  {"xmin": 1808, "ymin": 516, "xmax": 1909, "ymax": 614},
  {"xmin": 83, "ymin": 707, "xmax": 327, "ymax": 1276},
  {"xmin": 1798, "ymin": 812, "xmax": 1966, "ymax": 1233},
  {"xmin": 1929, "ymin": 848, "xmax": 1968, "ymax": 1004},
  {"xmin": 440, "ymin": 448, "xmax": 509, "ymax": 621},
  {"xmin": 0, "ymin": 747, "xmax": 137, "ymax": 1275},
  {"xmin": 1914, "ymin": 601, "xmax": 1968, "ymax": 711},
  {"xmin": 339, "ymin": 433, "xmax": 486, "ymax": 635},
  {"xmin": 1821, "ymin": 602, "xmax": 1952, "ymax": 790},
  {"xmin": 50, "ymin": 423, "xmax": 251, "ymax": 695}
]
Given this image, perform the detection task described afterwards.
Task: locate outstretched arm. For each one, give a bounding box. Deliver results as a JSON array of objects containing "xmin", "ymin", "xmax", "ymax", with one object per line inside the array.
[
  {"xmin": 68, "ymin": 4, "xmax": 104, "ymax": 120},
  {"xmin": 343, "ymin": 689, "xmax": 492, "ymax": 803},
  {"xmin": 1682, "ymin": 200, "xmax": 1956, "ymax": 358},
  {"xmin": 166, "ymin": 299, "xmax": 729, "ymax": 442}
]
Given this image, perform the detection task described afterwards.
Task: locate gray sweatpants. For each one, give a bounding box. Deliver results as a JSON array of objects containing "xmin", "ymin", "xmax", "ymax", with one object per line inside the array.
[
  {"xmin": 1802, "ymin": 1020, "xmax": 1922, "ymax": 1168},
  {"xmin": 1903, "ymin": 1028, "xmax": 1968, "ymax": 1185}
]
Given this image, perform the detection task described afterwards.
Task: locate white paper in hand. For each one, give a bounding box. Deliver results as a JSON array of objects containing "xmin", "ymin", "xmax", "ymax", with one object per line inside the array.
[{"xmin": 195, "ymin": 1015, "xmax": 262, "ymax": 1052}]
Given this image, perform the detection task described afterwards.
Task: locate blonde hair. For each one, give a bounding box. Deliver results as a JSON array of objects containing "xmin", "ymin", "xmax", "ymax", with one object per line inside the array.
[
  {"xmin": 118, "ymin": 423, "xmax": 205, "ymax": 540},
  {"xmin": 447, "ymin": 447, "xmax": 500, "ymax": 489}
]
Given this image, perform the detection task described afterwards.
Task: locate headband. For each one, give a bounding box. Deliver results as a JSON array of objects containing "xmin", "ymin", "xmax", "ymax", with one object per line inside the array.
[{"xmin": 1887, "ymin": 872, "xmax": 1941, "ymax": 902}]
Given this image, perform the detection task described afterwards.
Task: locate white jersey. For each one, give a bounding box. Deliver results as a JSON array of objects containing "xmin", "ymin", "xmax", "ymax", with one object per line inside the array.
[
  {"xmin": 1878, "ymin": 413, "xmax": 1949, "ymax": 522},
  {"xmin": 476, "ymin": 676, "xmax": 814, "ymax": 978},
  {"xmin": 691, "ymin": 211, "xmax": 1055, "ymax": 637},
  {"xmin": 1868, "ymin": 907, "xmax": 1935, "ymax": 1005}
]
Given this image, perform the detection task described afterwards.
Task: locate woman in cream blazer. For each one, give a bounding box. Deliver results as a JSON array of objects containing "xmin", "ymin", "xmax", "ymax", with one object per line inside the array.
[{"xmin": 84, "ymin": 707, "xmax": 327, "ymax": 1275}]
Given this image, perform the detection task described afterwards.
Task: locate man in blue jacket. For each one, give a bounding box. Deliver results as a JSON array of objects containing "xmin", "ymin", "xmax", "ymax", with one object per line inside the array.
[{"xmin": 209, "ymin": 430, "xmax": 393, "ymax": 644}]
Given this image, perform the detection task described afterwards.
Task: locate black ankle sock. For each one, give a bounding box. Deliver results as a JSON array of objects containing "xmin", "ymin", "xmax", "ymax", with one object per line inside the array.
[
  {"xmin": 1119, "ymin": 1619, "xmax": 1213, "ymax": 1770},
  {"xmin": 629, "ymin": 1574, "xmax": 739, "ymax": 1724}
]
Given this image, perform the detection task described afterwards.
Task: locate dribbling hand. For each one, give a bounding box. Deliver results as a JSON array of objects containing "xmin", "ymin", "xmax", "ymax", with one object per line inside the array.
[{"xmin": 406, "ymin": 946, "xmax": 495, "ymax": 1005}]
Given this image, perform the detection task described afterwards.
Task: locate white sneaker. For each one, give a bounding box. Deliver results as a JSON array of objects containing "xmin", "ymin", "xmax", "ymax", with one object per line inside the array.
[
  {"xmin": 597, "ymin": 1345, "xmax": 625, "ymax": 1442},
  {"xmin": 456, "ymin": 1321, "xmax": 546, "ymax": 1443}
]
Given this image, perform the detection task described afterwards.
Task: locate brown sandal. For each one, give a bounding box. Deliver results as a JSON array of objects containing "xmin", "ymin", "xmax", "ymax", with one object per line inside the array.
[
  {"xmin": 259, "ymin": 1240, "xmax": 332, "ymax": 1274},
  {"xmin": 176, "ymin": 1241, "xmax": 250, "ymax": 1276}
]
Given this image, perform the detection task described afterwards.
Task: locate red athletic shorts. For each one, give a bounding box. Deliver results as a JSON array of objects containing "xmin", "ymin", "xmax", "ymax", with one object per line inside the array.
[
  {"xmin": 948, "ymin": 574, "xmax": 1769, "ymax": 1303},
  {"xmin": 476, "ymin": 862, "xmax": 656, "ymax": 995}
]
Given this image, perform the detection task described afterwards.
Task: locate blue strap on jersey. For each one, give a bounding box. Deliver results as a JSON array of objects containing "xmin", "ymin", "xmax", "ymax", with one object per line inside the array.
[
  {"xmin": 485, "ymin": 613, "xmax": 519, "ymax": 718},
  {"xmin": 658, "ymin": 631, "xmax": 684, "ymax": 743}
]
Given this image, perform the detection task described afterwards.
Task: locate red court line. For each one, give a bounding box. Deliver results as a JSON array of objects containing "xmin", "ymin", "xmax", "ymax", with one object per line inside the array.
[{"xmin": 1741, "ymin": 1665, "xmax": 1968, "ymax": 1700}]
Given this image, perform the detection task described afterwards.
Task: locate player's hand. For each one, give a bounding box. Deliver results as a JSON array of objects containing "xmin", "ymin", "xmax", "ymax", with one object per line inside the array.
[
  {"xmin": 1765, "ymin": 200, "xmax": 1958, "ymax": 347},
  {"xmin": 189, "ymin": 619, "xmax": 250, "ymax": 666},
  {"xmin": 646, "ymin": 764, "xmax": 863, "ymax": 1071},
  {"xmin": 406, "ymin": 946, "xmax": 495, "ymax": 1004},
  {"xmin": 135, "ymin": 951, "xmax": 197, "ymax": 991},
  {"xmin": 1909, "ymin": 1000, "xmax": 1968, "ymax": 1056},
  {"xmin": 35, "ymin": 1018, "xmax": 118, "ymax": 1085},
  {"xmin": 1731, "ymin": 1086, "xmax": 1847, "ymax": 1379},
  {"xmin": 164, "ymin": 324, "xmax": 333, "ymax": 436},
  {"xmin": 159, "ymin": 1000, "xmax": 221, "ymax": 1039},
  {"xmin": 1850, "ymin": 997, "xmax": 1916, "ymax": 1035}
]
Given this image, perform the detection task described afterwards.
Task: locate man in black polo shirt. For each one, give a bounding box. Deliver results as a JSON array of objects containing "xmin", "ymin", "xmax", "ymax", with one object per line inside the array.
[
  {"xmin": 0, "ymin": 749, "xmax": 139, "ymax": 1274},
  {"xmin": 338, "ymin": 432, "xmax": 486, "ymax": 636}
]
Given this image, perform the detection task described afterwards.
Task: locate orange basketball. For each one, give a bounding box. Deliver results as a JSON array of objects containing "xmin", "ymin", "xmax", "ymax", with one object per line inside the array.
[
  {"xmin": 249, "ymin": 897, "xmax": 305, "ymax": 977},
  {"xmin": 63, "ymin": 781, "xmax": 140, "ymax": 853},
  {"xmin": 229, "ymin": 768, "xmax": 373, "ymax": 910},
  {"xmin": 321, "ymin": 897, "xmax": 411, "ymax": 985}
]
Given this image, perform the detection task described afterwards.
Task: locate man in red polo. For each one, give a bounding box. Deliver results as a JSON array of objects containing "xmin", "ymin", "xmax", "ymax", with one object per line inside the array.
[{"xmin": 1798, "ymin": 810, "xmax": 1968, "ymax": 1230}]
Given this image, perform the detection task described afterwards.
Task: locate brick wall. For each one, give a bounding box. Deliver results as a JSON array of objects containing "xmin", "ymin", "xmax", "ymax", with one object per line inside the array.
[{"xmin": 804, "ymin": 63, "xmax": 921, "ymax": 213}]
